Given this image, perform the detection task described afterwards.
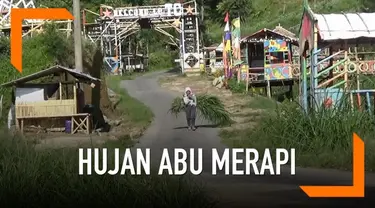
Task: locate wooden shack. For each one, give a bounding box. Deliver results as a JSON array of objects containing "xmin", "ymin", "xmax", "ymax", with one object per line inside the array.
[
  {"xmin": 1, "ymin": 65, "xmax": 101, "ymax": 134},
  {"xmin": 240, "ymin": 26, "xmax": 299, "ymax": 97}
]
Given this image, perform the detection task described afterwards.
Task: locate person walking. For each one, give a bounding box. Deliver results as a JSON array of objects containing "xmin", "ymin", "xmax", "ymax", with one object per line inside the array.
[{"xmin": 183, "ymin": 87, "xmax": 197, "ymax": 131}]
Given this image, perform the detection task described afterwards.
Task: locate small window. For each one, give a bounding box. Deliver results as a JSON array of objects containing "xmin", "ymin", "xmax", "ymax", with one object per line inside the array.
[{"xmin": 266, "ymin": 51, "xmax": 289, "ymax": 64}]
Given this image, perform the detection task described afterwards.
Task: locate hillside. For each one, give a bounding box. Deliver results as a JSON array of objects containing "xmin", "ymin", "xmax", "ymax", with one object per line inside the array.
[
  {"xmin": 205, "ymin": 0, "xmax": 375, "ymax": 44},
  {"xmin": 31, "ymin": 0, "xmax": 375, "ymax": 46}
]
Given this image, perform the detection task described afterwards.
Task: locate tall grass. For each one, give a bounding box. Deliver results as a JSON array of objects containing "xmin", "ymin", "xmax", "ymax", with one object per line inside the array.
[
  {"xmin": 223, "ymin": 96, "xmax": 375, "ymax": 170},
  {"xmin": 0, "ymin": 131, "xmax": 217, "ymax": 207}
]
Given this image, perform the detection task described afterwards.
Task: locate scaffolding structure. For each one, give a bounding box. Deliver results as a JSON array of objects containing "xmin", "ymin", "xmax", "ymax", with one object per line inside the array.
[
  {"xmin": 83, "ymin": 1, "xmax": 201, "ymax": 75},
  {"xmin": 0, "ymin": 0, "xmax": 72, "ymax": 37}
]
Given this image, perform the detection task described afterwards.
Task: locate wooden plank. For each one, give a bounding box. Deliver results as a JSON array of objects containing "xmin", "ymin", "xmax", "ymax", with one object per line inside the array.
[
  {"xmin": 18, "ymin": 113, "xmax": 92, "ymax": 134},
  {"xmin": 15, "ymin": 99, "xmax": 76, "ymax": 118},
  {"xmin": 17, "ymin": 113, "xmax": 90, "ymax": 119}
]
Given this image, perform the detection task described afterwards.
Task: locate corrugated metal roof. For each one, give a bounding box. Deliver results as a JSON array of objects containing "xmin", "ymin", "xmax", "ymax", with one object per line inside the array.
[{"xmin": 314, "ymin": 12, "xmax": 375, "ymax": 41}]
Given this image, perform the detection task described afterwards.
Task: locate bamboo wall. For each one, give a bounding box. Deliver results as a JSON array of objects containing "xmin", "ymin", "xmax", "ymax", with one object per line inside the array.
[{"xmin": 16, "ymin": 99, "xmax": 76, "ymax": 118}]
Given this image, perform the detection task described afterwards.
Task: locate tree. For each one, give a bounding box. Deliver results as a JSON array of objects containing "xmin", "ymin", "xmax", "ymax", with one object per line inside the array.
[
  {"xmin": 216, "ymin": 0, "xmax": 252, "ymax": 22},
  {"xmin": 361, "ymin": 0, "xmax": 375, "ymax": 11}
]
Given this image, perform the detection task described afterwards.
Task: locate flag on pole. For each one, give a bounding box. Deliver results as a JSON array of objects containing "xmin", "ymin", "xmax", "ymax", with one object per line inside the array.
[
  {"xmin": 231, "ymin": 17, "xmax": 241, "ymax": 62},
  {"xmin": 224, "ymin": 12, "xmax": 229, "ymax": 22},
  {"xmin": 222, "ymin": 12, "xmax": 232, "ymax": 78},
  {"xmin": 224, "ymin": 22, "xmax": 230, "ymax": 32},
  {"xmin": 222, "ymin": 37, "xmax": 227, "ymax": 77}
]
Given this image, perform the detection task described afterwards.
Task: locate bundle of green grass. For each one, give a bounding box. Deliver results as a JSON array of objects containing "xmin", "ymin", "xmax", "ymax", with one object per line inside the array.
[{"xmin": 169, "ymin": 94, "xmax": 232, "ymax": 126}]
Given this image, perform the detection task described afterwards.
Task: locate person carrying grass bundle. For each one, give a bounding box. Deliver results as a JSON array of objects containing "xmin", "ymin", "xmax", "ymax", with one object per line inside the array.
[{"xmin": 183, "ymin": 87, "xmax": 197, "ymax": 131}]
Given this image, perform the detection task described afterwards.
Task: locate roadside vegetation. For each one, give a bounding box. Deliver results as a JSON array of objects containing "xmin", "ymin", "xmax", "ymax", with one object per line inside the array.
[
  {"xmin": 220, "ymin": 94, "xmax": 375, "ymax": 171},
  {"xmin": 0, "ymin": 130, "xmax": 217, "ymax": 207},
  {"xmin": 0, "ymin": 24, "xmax": 214, "ymax": 206},
  {"xmin": 106, "ymin": 75, "xmax": 154, "ymax": 135}
]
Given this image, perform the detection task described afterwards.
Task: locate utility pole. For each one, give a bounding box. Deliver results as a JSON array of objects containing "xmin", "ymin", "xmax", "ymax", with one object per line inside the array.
[{"xmin": 73, "ymin": 0, "xmax": 83, "ymax": 72}]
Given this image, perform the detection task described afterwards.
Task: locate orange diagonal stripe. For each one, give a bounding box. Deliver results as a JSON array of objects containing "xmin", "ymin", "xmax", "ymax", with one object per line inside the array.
[
  {"xmin": 11, "ymin": 8, "xmax": 74, "ymax": 73},
  {"xmin": 299, "ymin": 133, "xmax": 365, "ymax": 197}
]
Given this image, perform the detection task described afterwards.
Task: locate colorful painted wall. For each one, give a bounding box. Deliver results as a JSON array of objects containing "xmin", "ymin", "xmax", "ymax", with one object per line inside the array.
[
  {"xmin": 263, "ymin": 39, "xmax": 292, "ymax": 80},
  {"xmin": 240, "ymin": 64, "xmax": 249, "ymax": 80}
]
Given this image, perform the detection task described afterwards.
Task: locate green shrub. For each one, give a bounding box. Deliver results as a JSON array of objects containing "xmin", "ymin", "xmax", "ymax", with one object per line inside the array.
[
  {"xmin": 0, "ymin": 131, "xmax": 217, "ymax": 207},
  {"xmin": 228, "ymin": 78, "xmax": 246, "ymax": 93}
]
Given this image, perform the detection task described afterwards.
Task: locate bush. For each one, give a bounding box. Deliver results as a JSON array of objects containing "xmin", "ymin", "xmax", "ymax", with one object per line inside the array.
[
  {"xmin": 0, "ymin": 131, "xmax": 217, "ymax": 207},
  {"xmin": 228, "ymin": 78, "xmax": 246, "ymax": 93}
]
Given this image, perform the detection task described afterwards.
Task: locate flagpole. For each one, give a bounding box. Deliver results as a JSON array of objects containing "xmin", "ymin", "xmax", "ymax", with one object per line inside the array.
[
  {"xmin": 228, "ymin": 12, "xmax": 232, "ymax": 78},
  {"xmin": 223, "ymin": 12, "xmax": 227, "ymax": 78}
]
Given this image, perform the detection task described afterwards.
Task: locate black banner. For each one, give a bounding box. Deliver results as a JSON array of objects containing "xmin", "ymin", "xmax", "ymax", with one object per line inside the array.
[{"xmin": 183, "ymin": 15, "xmax": 197, "ymax": 54}]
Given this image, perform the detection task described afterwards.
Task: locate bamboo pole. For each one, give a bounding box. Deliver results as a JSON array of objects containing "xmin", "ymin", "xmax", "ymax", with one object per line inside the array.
[
  {"xmin": 355, "ymin": 47, "xmax": 361, "ymax": 109},
  {"xmin": 344, "ymin": 41, "xmax": 353, "ymax": 108}
]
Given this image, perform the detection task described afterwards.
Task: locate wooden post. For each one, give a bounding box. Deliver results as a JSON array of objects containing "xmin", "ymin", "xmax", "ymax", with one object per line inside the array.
[
  {"xmin": 246, "ymin": 67, "xmax": 249, "ymax": 92},
  {"xmin": 64, "ymin": 72, "xmax": 68, "ymax": 98},
  {"xmin": 245, "ymin": 43, "xmax": 249, "ymax": 65},
  {"xmin": 86, "ymin": 115, "xmax": 90, "ymax": 134},
  {"xmin": 237, "ymin": 66, "xmax": 240, "ymax": 84},
  {"xmin": 266, "ymin": 80, "xmax": 271, "ymax": 98},
  {"xmin": 71, "ymin": 116, "xmax": 74, "ymax": 134},
  {"xmin": 16, "ymin": 118, "xmax": 19, "ymax": 131},
  {"xmin": 73, "ymin": 82, "xmax": 77, "ymax": 114},
  {"xmin": 20, "ymin": 119, "xmax": 24, "ymax": 133},
  {"xmin": 246, "ymin": 43, "xmax": 251, "ymax": 93},
  {"xmin": 59, "ymin": 82, "xmax": 62, "ymax": 100},
  {"xmin": 289, "ymin": 84, "xmax": 293, "ymax": 101}
]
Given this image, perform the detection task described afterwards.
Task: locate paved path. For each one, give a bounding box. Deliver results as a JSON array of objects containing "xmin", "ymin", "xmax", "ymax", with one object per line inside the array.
[{"xmin": 121, "ymin": 71, "xmax": 375, "ymax": 207}]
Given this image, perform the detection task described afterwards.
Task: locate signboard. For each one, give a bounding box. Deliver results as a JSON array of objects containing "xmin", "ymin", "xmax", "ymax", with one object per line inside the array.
[
  {"xmin": 101, "ymin": 3, "xmax": 183, "ymax": 19},
  {"xmin": 183, "ymin": 15, "xmax": 197, "ymax": 53}
]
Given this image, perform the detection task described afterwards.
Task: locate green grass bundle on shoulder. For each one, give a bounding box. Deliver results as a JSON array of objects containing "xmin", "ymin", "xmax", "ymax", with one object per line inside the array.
[{"xmin": 169, "ymin": 94, "xmax": 232, "ymax": 126}]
